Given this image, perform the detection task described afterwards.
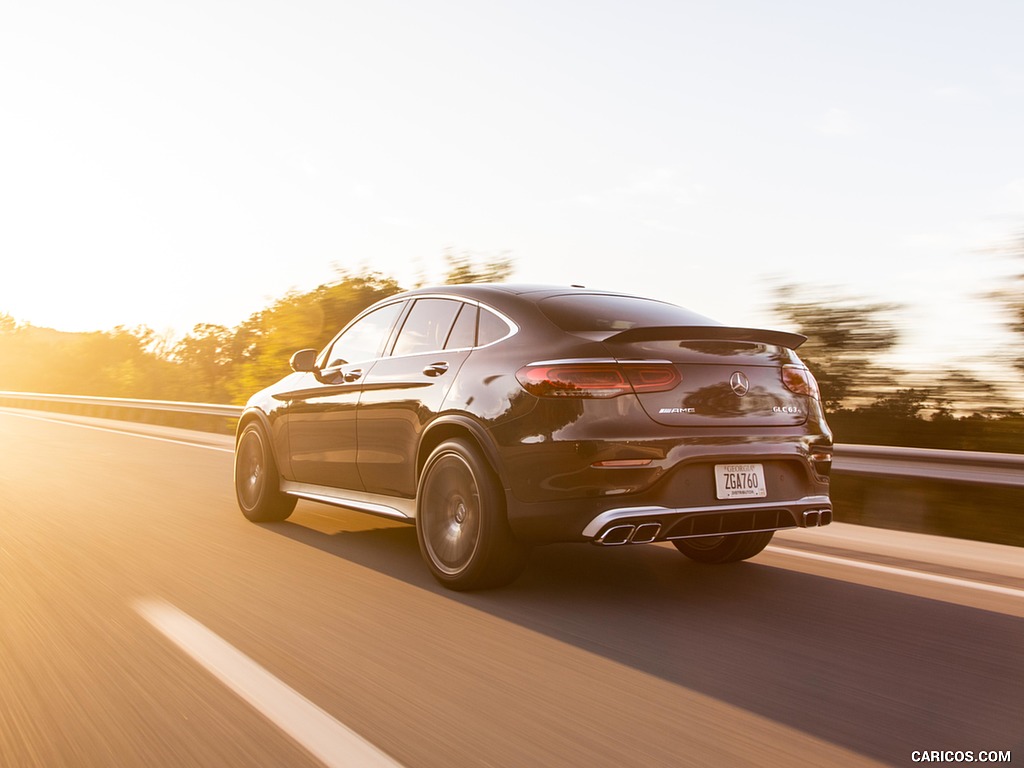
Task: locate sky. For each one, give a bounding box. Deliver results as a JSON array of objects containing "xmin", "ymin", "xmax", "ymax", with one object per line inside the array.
[{"xmin": 2, "ymin": 0, "xmax": 1023, "ymax": 375}]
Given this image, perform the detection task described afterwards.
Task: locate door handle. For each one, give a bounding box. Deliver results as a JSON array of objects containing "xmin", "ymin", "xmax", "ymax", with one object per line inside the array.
[
  {"xmin": 343, "ymin": 368, "xmax": 363, "ymax": 382},
  {"xmin": 422, "ymin": 362, "xmax": 449, "ymax": 377}
]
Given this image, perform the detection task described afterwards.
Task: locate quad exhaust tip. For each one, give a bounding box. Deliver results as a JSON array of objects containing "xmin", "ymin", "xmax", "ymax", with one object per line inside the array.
[
  {"xmin": 632, "ymin": 523, "xmax": 662, "ymax": 544},
  {"xmin": 597, "ymin": 508, "xmax": 831, "ymax": 544},
  {"xmin": 596, "ymin": 522, "xmax": 663, "ymax": 546},
  {"xmin": 599, "ymin": 525, "xmax": 634, "ymax": 545},
  {"xmin": 803, "ymin": 509, "xmax": 833, "ymax": 527}
]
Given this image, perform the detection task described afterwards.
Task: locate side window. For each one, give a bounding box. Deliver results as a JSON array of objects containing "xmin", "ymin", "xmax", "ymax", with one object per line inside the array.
[
  {"xmin": 324, "ymin": 302, "xmax": 404, "ymax": 367},
  {"xmin": 478, "ymin": 308, "xmax": 511, "ymax": 346},
  {"xmin": 444, "ymin": 303, "xmax": 477, "ymax": 349},
  {"xmin": 391, "ymin": 299, "xmax": 462, "ymax": 357}
]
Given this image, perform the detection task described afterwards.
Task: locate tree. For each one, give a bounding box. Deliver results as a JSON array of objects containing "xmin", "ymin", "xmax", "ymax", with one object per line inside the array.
[
  {"xmin": 223, "ymin": 270, "xmax": 404, "ymax": 402},
  {"xmin": 173, "ymin": 324, "xmax": 234, "ymax": 402},
  {"xmin": 933, "ymin": 370, "xmax": 1001, "ymax": 418},
  {"xmin": 0, "ymin": 322, "xmax": 178, "ymax": 398},
  {"xmin": 772, "ymin": 285, "xmax": 904, "ymax": 412},
  {"xmin": 442, "ymin": 248, "xmax": 515, "ymax": 284},
  {"xmin": 989, "ymin": 231, "xmax": 1024, "ymax": 376}
]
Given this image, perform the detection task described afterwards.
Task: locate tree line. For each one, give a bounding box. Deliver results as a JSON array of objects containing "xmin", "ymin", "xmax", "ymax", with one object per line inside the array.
[
  {"xmin": 0, "ymin": 252, "xmax": 511, "ymax": 406},
  {"xmin": 1, "ymin": 246, "xmax": 1022, "ymax": 452}
]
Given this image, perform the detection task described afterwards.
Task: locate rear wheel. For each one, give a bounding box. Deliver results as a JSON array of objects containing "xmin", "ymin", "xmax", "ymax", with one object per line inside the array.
[
  {"xmin": 672, "ymin": 531, "xmax": 774, "ymax": 563},
  {"xmin": 417, "ymin": 439, "xmax": 527, "ymax": 590},
  {"xmin": 234, "ymin": 422, "xmax": 297, "ymax": 522}
]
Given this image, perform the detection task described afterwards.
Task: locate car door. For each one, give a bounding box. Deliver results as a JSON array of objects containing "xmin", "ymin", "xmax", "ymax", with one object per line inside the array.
[
  {"xmin": 284, "ymin": 300, "xmax": 406, "ymax": 490},
  {"xmin": 356, "ymin": 298, "xmax": 477, "ymax": 498}
]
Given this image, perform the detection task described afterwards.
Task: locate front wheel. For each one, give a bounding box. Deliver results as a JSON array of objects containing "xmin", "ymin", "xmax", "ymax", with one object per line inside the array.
[
  {"xmin": 234, "ymin": 422, "xmax": 297, "ymax": 522},
  {"xmin": 416, "ymin": 439, "xmax": 527, "ymax": 591},
  {"xmin": 672, "ymin": 531, "xmax": 774, "ymax": 563}
]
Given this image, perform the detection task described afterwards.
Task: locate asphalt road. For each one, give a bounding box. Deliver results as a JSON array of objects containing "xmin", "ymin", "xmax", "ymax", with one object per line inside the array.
[{"xmin": 1, "ymin": 408, "xmax": 1022, "ymax": 768}]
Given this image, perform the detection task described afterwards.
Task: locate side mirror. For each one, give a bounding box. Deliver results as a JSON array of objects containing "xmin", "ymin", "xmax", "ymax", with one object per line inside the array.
[{"xmin": 289, "ymin": 348, "xmax": 320, "ymax": 373}]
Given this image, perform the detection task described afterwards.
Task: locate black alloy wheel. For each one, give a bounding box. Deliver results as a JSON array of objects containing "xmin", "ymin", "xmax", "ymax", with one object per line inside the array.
[
  {"xmin": 234, "ymin": 422, "xmax": 297, "ymax": 522},
  {"xmin": 417, "ymin": 439, "xmax": 527, "ymax": 590}
]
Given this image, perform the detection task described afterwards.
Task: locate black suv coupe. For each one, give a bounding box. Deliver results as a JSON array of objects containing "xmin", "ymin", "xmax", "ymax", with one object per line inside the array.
[{"xmin": 234, "ymin": 284, "xmax": 833, "ymax": 590}]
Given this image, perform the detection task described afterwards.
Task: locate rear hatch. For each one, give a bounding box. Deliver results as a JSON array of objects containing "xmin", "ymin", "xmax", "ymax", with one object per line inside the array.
[
  {"xmin": 603, "ymin": 326, "xmax": 809, "ymax": 428},
  {"xmin": 536, "ymin": 291, "xmax": 812, "ymax": 428}
]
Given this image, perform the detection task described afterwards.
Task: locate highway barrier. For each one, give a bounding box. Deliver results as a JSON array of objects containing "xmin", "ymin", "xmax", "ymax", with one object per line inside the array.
[{"xmin": 2, "ymin": 390, "xmax": 1021, "ymax": 545}]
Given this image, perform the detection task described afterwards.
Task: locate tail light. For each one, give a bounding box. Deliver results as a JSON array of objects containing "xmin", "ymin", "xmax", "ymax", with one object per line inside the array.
[
  {"xmin": 810, "ymin": 451, "xmax": 832, "ymax": 477},
  {"xmin": 516, "ymin": 361, "xmax": 680, "ymax": 398},
  {"xmin": 782, "ymin": 365, "xmax": 820, "ymax": 400}
]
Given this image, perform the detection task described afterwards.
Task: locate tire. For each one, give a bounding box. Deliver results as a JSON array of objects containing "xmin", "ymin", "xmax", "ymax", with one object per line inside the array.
[
  {"xmin": 416, "ymin": 439, "xmax": 528, "ymax": 591},
  {"xmin": 672, "ymin": 531, "xmax": 774, "ymax": 564},
  {"xmin": 234, "ymin": 422, "xmax": 297, "ymax": 522}
]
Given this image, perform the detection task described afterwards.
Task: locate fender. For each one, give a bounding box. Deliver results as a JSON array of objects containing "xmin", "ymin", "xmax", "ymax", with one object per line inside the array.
[
  {"xmin": 236, "ymin": 406, "xmax": 292, "ymax": 478},
  {"xmin": 236, "ymin": 406, "xmax": 273, "ymax": 443},
  {"xmin": 419, "ymin": 413, "xmax": 509, "ymax": 490}
]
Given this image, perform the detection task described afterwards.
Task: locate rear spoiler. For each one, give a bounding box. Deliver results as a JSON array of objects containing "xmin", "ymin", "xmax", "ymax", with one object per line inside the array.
[{"xmin": 604, "ymin": 325, "xmax": 807, "ymax": 349}]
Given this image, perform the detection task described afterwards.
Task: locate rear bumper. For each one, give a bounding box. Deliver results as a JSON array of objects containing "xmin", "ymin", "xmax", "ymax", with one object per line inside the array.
[
  {"xmin": 488, "ymin": 396, "xmax": 833, "ymax": 545},
  {"xmin": 502, "ymin": 451, "xmax": 832, "ymax": 544},
  {"xmin": 582, "ymin": 494, "xmax": 833, "ymax": 546}
]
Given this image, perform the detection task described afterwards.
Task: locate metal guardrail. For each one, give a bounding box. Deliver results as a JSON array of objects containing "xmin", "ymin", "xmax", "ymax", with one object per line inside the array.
[
  {"xmin": 2, "ymin": 390, "xmax": 1023, "ymax": 487},
  {"xmin": 0, "ymin": 390, "xmax": 242, "ymax": 419},
  {"xmin": 833, "ymin": 444, "xmax": 1024, "ymax": 488}
]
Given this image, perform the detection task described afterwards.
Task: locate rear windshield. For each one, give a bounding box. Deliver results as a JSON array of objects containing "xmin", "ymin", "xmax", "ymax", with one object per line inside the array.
[{"xmin": 538, "ymin": 294, "xmax": 719, "ymax": 333}]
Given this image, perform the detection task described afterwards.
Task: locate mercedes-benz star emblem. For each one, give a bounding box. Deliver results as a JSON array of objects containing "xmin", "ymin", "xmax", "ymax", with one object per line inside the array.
[{"xmin": 730, "ymin": 371, "xmax": 750, "ymax": 397}]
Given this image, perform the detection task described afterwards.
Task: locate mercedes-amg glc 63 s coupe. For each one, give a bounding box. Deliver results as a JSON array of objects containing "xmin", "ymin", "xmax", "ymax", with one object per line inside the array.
[{"xmin": 234, "ymin": 284, "xmax": 833, "ymax": 590}]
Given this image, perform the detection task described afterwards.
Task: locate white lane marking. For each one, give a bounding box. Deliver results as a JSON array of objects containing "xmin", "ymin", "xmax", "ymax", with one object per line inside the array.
[
  {"xmin": 767, "ymin": 546, "xmax": 1024, "ymax": 599},
  {"xmin": 0, "ymin": 408, "xmax": 233, "ymax": 452},
  {"xmin": 135, "ymin": 599, "xmax": 402, "ymax": 768}
]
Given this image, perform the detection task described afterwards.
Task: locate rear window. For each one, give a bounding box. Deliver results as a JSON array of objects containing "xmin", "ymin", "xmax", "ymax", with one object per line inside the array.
[
  {"xmin": 538, "ymin": 294, "xmax": 718, "ymax": 334},
  {"xmin": 478, "ymin": 308, "xmax": 511, "ymax": 346}
]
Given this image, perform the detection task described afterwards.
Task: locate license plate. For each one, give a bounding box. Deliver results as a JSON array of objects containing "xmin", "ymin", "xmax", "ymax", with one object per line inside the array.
[{"xmin": 715, "ymin": 464, "xmax": 767, "ymax": 499}]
